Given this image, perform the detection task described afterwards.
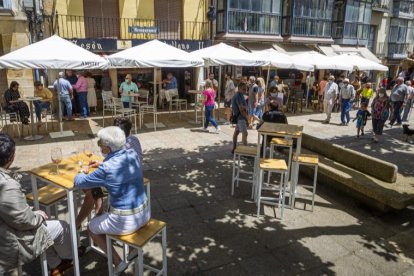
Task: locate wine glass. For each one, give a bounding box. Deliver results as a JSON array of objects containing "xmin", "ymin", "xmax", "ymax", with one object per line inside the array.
[
  {"xmin": 84, "ymin": 144, "xmax": 94, "ymax": 163},
  {"xmin": 50, "ymin": 147, "xmax": 62, "ymax": 175}
]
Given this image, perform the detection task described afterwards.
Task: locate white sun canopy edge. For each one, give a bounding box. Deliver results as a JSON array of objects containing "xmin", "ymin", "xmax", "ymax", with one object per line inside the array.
[
  {"xmin": 292, "ymin": 52, "xmax": 353, "ymax": 71},
  {"xmin": 0, "ymin": 35, "xmax": 108, "ymax": 69},
  {"xmin": 252, "ymin": 49, "xmax": 314, "ymax": 71},
  {"xmin": 190, "ymin": 43, "xmax": 269, "ymax": 67},
  {"xmin": 330, "ymin": 53, "xmax": 388, "ymax": 72},
  {"xmin": 107, "ymin": 39, "xmax": 204, "ymax": 68}
]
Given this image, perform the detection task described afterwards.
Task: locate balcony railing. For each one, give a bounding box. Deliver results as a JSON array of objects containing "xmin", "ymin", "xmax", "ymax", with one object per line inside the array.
[
  {"xmin": 54, "ymin": 14, "xmax": 209, "ymax": 40},
  {"xmin": 227, "ymin": 10, "xmax": 281, "ymax": 35},
  {"xmin": 388, "ymin": 43, "xmax": 410, "ymax": 58},
  {"xmin": 332, "ymin": 22, "xmax": 370, "ymax": 41},
  {"xmin": 286, "ymin": 17, "xmax": 331, "ymax": 38},
  {"xmin": 372, "ymin": 0, "xmax": 390, "ymax": 11}
]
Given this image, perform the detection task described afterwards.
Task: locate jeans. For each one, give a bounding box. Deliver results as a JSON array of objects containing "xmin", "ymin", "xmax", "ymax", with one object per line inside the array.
[
  {"xmin": 77, "ymin": 92, "xmax": 89, "ymax": 118},
  {"xmin": 204, "ymin": 105, "xmax": 218, "ymax": 129},
  {"xmin": 402, "ymin": 98, "xmax": 412, "ymax": 121},
  {"xmin": 122, "ymin": 101, "xmax": 129, "ymax": 108},
  {"xmin": 340, "ymin": 99, "xmax": 352, "ymax": 124},
  {"xmin": 60, "ymin": 94, "xmax": 72, "ymax": 120},
  {"xmin": 33, "ymin": 101, "xmax": 50, "ymax": 121},
  {"xmin": 391, "ymin": 101, "xmax": 403, "ymax": 125}
]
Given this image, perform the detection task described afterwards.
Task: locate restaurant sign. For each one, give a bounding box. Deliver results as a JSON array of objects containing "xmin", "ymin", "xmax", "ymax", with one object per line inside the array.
[
  {"xmin": 128, "ymin": 26, "xmax": 159, "ymax": 34},
  {"xmin": 69, "ymin": 39, "xmax": 211, "ymax": 53}
]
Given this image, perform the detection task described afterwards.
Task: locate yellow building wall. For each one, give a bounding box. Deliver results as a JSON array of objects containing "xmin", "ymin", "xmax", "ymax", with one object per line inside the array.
[
  {"xmin": 182, "ymin": 0, "xmax": 208, "ymax": 40},
  {"xmin": 119, "ymin": 0, "xmax": 155, "ymax": 39},
  {"xmin": 56, "ymin": 0, "xmax": 85, "ymax": 38}
]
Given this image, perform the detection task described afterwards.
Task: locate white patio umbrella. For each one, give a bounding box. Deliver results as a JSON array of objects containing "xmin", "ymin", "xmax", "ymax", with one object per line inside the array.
[
  {"xmin": 107, "ymin": 40, "xmax": 204, "ymax": 130},
  {"xmin": 252, "ymin": 49, "xmax": 314, "ymax": 71},
  {"xmin": 330, "ymin": 53, "xmax": 388, "ymax": 72},
  {"xmin": 0, "ymin": 35, "xmax": 109, "ymax": 140},
  {"xmin": 191, "ymin": 43, "xmax": 268, "ymax": 120},
  {"xmin": 292, "ymin": 51, "xmax": 353, "ymax": 71}
]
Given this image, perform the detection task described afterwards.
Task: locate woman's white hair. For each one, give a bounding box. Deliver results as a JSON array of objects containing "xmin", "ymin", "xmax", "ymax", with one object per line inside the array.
[{"xmin": 97, "ymin": 126, "xmax": 126, "ymax": 152}]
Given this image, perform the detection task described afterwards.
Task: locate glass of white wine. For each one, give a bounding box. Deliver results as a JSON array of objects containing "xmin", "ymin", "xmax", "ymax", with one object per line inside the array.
[{"xmin": 50, "ymin": 147, "xmax": 62, "ymax": 175}]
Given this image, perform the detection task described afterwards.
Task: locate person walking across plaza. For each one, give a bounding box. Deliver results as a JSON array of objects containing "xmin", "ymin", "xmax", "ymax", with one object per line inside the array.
[
  {"xmin": 339, "ymin": 78, "xmax": 355, "ymax": 126},
  {"xmin": 389, "ymin": 77, "xmax": 407, "ymax": 127},
  {"xmin": 231, "ymin": 82, "xmax": 249, "ymax": 154},
  {"xmin": 65, "ymin": 70, "xmax": 78, "ymax": 117},
  {"xmin": 54, "ymin": 72, "xmax": 74, "ymax": 121},
  {"xmin": 72, "ymin": 71, "xmax": 89, "ymax": 119},
  {"xmin": 402, "ymin": 80, "xmax": 414, "ymax": 122},
  {"xmin": 360, "ymin": 82, "xmax": 373, "ymax": 105},
  {"xmin": 253, "ymin": 77, "xmax": 266, "ymax": 121},
  {"xmin": 353, "ymin": 102, "xmax": 371, "ymax": 138},
  {"xmin": 248, "ymin": 76, "xmax": 259, "ymax": 128},
  {"xmin": 119, "ymin": 74, "xmax": 138, "ymax": 108},
  {"xmin": 323, "ymin": 75, "xmax": 339, "ymax": 124},
  {"xmin": 224, "ymin": 72, "xmax": 235, "ymax": 122},
  {"xmin": 0, "ymin": 133, "xmax": 73, "ymax": 275},
  {"xmin": 202, "ymin": 80, "xmax": 220, "ymax": 133},
  {"xmin": 318, "ymin": 76, "xmax": 328, "ymax": 112},
  {"xmin": 371, "ymin": 88, "xmax": 390, "ymax": 143},
  {"xmin": 33, "ymin": 81, "xmax": 53, "ymax": 128}
]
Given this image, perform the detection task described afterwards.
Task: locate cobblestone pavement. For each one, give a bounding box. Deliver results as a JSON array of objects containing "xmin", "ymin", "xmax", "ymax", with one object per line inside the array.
[{"xmin": 9, "ymin": 106, "xmax": 414, "ymax": 275}]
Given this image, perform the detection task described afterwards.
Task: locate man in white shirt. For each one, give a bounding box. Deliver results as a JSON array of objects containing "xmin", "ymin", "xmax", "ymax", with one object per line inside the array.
[
  {"xmin": 323, "ymin": 75, "xmax": 339, "ymax": 124},
  {"xmin": 402, "ymin": 80, "xmax": 414, "ymax": 122}
]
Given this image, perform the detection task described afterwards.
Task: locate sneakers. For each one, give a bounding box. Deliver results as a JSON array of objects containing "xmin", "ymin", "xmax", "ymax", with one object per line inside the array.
[
  {"xmin": 201, "ymin": 128, "xmax": 209, "ymax": 132},
  {"xmin": 50, "ymin": 259, "xmax": 73, "ymax": 276},
  {"xmin": 215, "ymin": 127, "xmax": 221, "ymax": 133}
]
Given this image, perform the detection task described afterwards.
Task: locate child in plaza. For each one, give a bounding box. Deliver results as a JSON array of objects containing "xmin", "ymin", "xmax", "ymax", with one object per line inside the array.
[{"xmin": 353, "ymin": 102, "xmax": 371, "ymax": 138}]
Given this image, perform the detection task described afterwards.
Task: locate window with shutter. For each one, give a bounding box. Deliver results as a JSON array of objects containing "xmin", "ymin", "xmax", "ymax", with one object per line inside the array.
[
  {"xmin": 154, "ymin": 0, "xmax": 182, "ymax": 39},
  {"xmin": 83, "ymin": 0, "xmax": 120, "ymax": 38}
]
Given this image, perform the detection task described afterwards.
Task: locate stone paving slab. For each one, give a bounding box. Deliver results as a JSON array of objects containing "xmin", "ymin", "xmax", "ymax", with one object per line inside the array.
[{"xmin": 6, "ymin": 108, "xmax": 413, "ymax": 275}]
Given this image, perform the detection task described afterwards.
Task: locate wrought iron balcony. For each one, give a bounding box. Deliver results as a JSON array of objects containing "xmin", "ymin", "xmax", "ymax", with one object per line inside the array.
[
  {"xmin": 372, "ymin": 0, "xmax": 390, "ymax": 12},
  {"xmin": 387, "ymin": 43, "xmax": 410, "ymax": 59},
  {"xmin": 53, "ymin": 14, "xmax": 209, "ymax": 40},
  {"xmin": 282, "ymin": 17, "xmax": 331, "ymax": 38}
]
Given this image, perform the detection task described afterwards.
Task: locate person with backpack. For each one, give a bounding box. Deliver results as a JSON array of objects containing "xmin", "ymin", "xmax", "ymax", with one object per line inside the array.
[{"xmin": 231, "ymin": 82, "xmax": 249, "ymax": 154}]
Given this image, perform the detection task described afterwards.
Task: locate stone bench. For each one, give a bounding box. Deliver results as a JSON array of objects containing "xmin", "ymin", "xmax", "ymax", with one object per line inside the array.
[{"xmin": 298, "ymin": 134, "xmax": 414, "ymax": 211}]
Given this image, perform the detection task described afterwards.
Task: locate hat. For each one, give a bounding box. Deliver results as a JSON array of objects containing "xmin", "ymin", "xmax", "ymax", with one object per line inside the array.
[
  {"xmin": 343, "ymin": 78, "xmax": 350, "ymax": 83},
  {"xmin": 58, "ymin": 71, "xmax": 64, "ymax": 78},
  {"xmin": 328, "ymin": 75, "xmax": 335, "ymax": 80}
]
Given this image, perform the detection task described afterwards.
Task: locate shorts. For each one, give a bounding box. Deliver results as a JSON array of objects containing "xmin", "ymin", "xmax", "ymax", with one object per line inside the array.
[
  {"xmin": 224, "ymin": 99, "xmax": 231, "ymax": 108},
  {"xmin": 89, "ymin": 206, "xmax": 151, "ymax": 235},
  {"xmin": 235, "ymin": 119, "xmax": 248, "ymax": 133}
]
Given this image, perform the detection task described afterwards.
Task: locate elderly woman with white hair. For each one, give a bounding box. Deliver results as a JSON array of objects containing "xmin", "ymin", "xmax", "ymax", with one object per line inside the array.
[{"xmin": 74, "ymin": 126, "xmax": 149, "ymax": 272}]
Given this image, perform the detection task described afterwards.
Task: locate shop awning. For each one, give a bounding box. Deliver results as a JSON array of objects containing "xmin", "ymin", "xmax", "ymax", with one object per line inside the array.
[
  {"xmin": 273, "ymin": 43, "xmax": 317, "ymax": 56},
  {"xmin": 319, "ymin": 45, "xmax": 381, "ymax": 64}
]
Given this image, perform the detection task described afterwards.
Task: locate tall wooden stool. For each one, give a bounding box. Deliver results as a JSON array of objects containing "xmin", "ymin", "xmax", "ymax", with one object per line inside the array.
[
  {"xmin": 256, "ymin": 158, "xmax": 288, "ymax": 220},
  {"xmin": 26, "ymin": 184, "xmax": 66, "ymax": 219},
  {"xmin": 269, "ymin": 138, "xmax": 293, "ymax": 185},
  {"xmin": 292, "ymin": 154, "xmax": 319, "ymax": 211},
  {"xmin": 231, "ymin": 145, "xmax": 258, "ymax": 199},
  {"xmin": 106, "ymin": 219, "xmax": 167, "ymax": 276}
]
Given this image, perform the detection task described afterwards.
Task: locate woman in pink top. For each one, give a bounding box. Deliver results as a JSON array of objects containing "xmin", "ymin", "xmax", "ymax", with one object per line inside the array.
[{"xmin": 202, "ymin": 80, "xmax": 220, "ymax": 133}]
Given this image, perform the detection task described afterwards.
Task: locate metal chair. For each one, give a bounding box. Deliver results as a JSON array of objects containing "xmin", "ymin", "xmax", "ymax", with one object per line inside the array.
[
  {"xmin": 102, "ymin": 91, "xmax": 114, "ymax": 127},
  {"xmin": 140, "ymin": 95, "xmax": 158, "ymax": 131},
  {"xmin": 112, "ymin": 97, "xmax": 137, "ymax": 133}
]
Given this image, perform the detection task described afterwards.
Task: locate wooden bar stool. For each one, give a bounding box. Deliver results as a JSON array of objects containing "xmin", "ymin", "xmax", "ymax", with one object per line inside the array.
[
  {"xmin": 231, "ymin": 145, "xmax": 258, "ymax": 199},
  {"xmin": 292, "ymin": 154, "xmax": 319, "ymax": 211},
  {"xmin": 106, "ymin": 219, "xmax": 167, "ymax": 276},
  {"xmin": 26, "ymin": 184, "xmax": 67, "ymax": 219},
  {"xmin": 256, "ymin": 158, "xmax": 288, "ymax": 220}
]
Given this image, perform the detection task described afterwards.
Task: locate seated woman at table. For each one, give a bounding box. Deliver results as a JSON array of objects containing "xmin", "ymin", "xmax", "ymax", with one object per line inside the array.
[
  {"xmin": 33, "ymin": 81, "xmax": 53, "ymax": 128},
  {"xmin": 74, "ymin": 126, "xmax": 149, "ymax": 273},
  {"xmin": 0, "ymin": 133, "xmax": 73, "ymax": 275},
  {"xmin": 3, "ymin": 81, "xmax": 30, "ymax": 124}
]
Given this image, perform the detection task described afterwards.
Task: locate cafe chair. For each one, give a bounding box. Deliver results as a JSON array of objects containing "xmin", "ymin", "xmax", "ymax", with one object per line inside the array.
[
  {"xmin": 102, "ymin": 91, "xmax": 115, "ymax": 127},
  {"xmin": 26, "ymin": 184, "xmax": 67, "ymax": 219},
  {"xmin": 106, "ymin": 219, "xmax": 167, "ymax": 276},
  {"xmin": 0, "ymin": 105, "xmax": 21, "ymax": 137},
  {"xmin": 112, "ymin": 97, "xmax": 137, "ymax": 134},
  {"xmin": 256, "ymin": 158, "xmax": 288, "ymax": 220},
  {"xmin": 231, "ymin": 145, "xmax": 258, "ymax": 199},
  {"xmin": 292, "ymin": 154, "xmax": 319, "ymax": 211},
  {"xmin": 140, "ymin": 95, "xmax": 158, "ymax": 131},
  {"xmin": 170, "ymin": 97, "xmax": 188, "ymax": 118}
]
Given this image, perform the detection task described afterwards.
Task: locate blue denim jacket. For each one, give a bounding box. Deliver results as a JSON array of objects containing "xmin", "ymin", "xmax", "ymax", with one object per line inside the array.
[{"xmin": 74, "ymin": 149, "xmax": 146, "ymax": 210}]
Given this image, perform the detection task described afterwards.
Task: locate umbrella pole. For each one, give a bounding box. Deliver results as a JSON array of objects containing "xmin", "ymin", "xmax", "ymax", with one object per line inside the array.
[
  {"xmin": 266, "ymin": 65, "xmax": 270, "ymax": 90},
  {"xmin": 153, "ymin": 68, "xmax": 157, "ymax": 131},
  {"xmin": 49, "ymin": 77, "xmax": 75, "ymax": 138},
  {"xmin": 217, "ymin": 66, "xmax": 222, "ymax": 121}
]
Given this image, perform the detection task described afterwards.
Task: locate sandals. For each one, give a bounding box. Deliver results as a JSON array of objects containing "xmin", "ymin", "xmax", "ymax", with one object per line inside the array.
[{"xmin": 50, "ymin": 259, "xmax": 73, "ymax": 276}]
